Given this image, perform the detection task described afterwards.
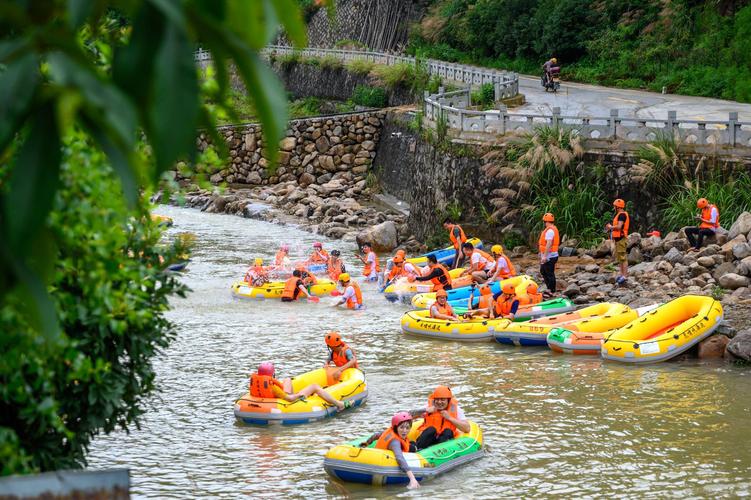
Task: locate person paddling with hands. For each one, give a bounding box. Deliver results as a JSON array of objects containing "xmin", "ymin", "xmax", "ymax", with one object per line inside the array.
[
  {"xmin": 249, "ymin": 362, "xmax": 350, "ymax": 411},
  {"xmin": 281, "ymin": 270, "xmax": 318, "ymax": 302},
  {"xmin": 332, "ymin": 273, "xmax": 364, "ymax": 310},
  {"xmin": 323, "ymin": 331, "xmax": 358, "ymax": 382},
  {"xmin": 359, "ymin": 412, "xmax": 421, "ymax": 489},
  {"xmin": 430, "ymin": 289, "xmax": 458, "ymax": 320},
  {"xmin": 410, "ymin": 386, "xmax": 470, "ymax": 449}
]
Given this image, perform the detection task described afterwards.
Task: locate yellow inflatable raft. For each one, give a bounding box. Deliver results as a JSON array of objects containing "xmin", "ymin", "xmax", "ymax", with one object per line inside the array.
[
  {"xmin": 601, "ymin": 295, "xmax": 723, "ymax": 363},
  {"xmin": 410, "ymin": 275, "xmax": 534, "ymax": 309},
  {"xmin": 400, "ymin": 309, "xmax": 512, "ymax": 342},
  {"xmin": 383, "ymin": 268, "xmax": 467, "ymax": 302},
  {"xmin": 230, "ymin": 279, "xmax": 336, "ymax": 300},
  {"xmin": 324, "ymin": 419, "xmax": 483, "ymax": 485},
  {"xmin": 406, "ymin": 238, "xmax": 483, "ymax": 266},
  {"xmin": 234, "ymin": 368, "xmax": 367, "ymax": 425}
]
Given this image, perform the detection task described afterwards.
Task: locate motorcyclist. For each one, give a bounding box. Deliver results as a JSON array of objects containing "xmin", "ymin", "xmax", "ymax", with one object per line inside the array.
[{"xmin": 542, "ymin": 57, "xmax": 558, "ymax": 86}]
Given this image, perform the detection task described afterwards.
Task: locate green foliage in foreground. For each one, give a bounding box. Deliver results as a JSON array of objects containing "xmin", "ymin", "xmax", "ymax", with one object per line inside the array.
[
  {"xmin": 409, "ymin": 0, "xmax": 751, "ymax": 103},
  {"xmin": 0, "ymin": 135, "xmax": 190, "ymax": 475}
]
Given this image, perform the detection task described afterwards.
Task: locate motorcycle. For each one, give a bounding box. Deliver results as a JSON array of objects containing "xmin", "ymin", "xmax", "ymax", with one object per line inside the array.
[{"xmin": 541, "ymin": 66, "xmax": 561, "ymax": 93}]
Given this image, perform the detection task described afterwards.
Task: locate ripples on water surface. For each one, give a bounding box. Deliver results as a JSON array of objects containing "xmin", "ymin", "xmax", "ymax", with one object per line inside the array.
[{"xmin": 87, "ymin": 206, "xmax": 751, "ymax": 498}]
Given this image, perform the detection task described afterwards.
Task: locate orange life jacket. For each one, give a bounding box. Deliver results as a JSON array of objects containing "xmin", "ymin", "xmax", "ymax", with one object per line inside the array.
[
  {"xmin": 431, "ymin": 302, "xmax": 454, "ymax": 318},
  {"xmin": 331, "ymin": 342, "xmax": 358, "ymax": 368},
  {"xmin": 387, "ymin": 264, "xmax": 405, "ymax": 281},
  {"xmin": 249, "ymin": 374, "xmax": 283, "ymax": 398},
  {"xmin": 302, "ymin": 272, "xmax": 317, "ymax": 286},
  {"xmin": 282, "ymin": 276, "xmax": 301, "ymax": 300},
  {"xmin": 612, "ymin": 211, "xmax": 630, "ymax": 239},
  {"xmin": 274, "ymin": 250, "xmax": 287, "ymax": 266},
  {"xmin": 700, "ymin": 204, "xmax": 720, "ymax": 229},
  {"xmin": 346, "ymin": 281, "xmax": 363, "ymax": 309},
  {"xmin": 478, "ymin": 294, "xmax": 494, "ymax": 312},
  {"xmin": 470, "ymin": 249, "xmax": 494, "ymax": 272},
  {"xmin": 495, "ymin": 294, "xmax": 516, "ymax": 317},
  {"xmin": 419, "ymin": 397, "xmax": 459, "ymax": 437},
  {"xmin": 327, "ymin": 257, "xmax": 344, "ymax": 281},
  {"xmin": 448, "ymin": 224, "xmax": 467, "ymax": 250},
  {"xmin": 430, "ymin": 264, "xmax": 452, "ymax": 290},
  {"xmin": 493, "ymin": 255, "xmax": 516, "ymax": 279},
  {"xmin": 310, "ymin": 249, "xmax": 329, "ymax": 264},
  {"xmin": 519, "ymin": 292, "xmax": 543, "ymax": 306},
  {"xmin": 363, "ymin": 251, "xmax": 381, "ymax": 276},
  {"xmin": 538, "ymin": 224, "xmax": 560, "ymax": 254},
  {"xmin": 375, "ymin": 427, "xmax": 410, "ymax": 452}
]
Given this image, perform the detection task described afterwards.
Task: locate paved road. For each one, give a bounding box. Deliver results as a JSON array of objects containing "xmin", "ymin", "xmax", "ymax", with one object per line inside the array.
[{"xmin": 515, "ymin": 75, "xmax": 751, "ymax": 122}]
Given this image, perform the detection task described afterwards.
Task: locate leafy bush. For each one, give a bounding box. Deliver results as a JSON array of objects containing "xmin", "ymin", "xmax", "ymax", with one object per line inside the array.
[
  {"xmin": 334, "ymin": 39, "xmax": 367, "ymax": 50},
  {"xmin": 319, "ymin": 55, "xmax": 344, "ymax": 71},
  {"xmin": 278, "ymin": 51, "xmax": 302, "ymax": 68},
  {"xmin": 372, "ymin": 62, "xmax": 416, "ymax": 89},
  {"xmin": 352, "ymin": 85, "xmax": 387, "ymax": 108},
  {"xmin": 346, "ymin": 58, "xmax": 375, "ymax": 75},
  {"xmin": 289, "ymin": 97, "xmax": 324, "ymax": 117},
  {"xmin": 472, "ymin": 83, "xmax": 495, "ymax": 108}
]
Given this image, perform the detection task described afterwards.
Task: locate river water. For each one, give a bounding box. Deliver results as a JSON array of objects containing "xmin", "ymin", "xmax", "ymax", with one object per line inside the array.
[{"xmin": 88, "ymin": 206, "xmax": 751, "ymax": 498}]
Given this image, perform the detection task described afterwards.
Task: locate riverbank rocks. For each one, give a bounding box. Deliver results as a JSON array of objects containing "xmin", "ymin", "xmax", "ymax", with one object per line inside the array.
[
  {"xmin": 356, "ymin": 221, "xmax": 398, "ymax": 252},
  {"xmin": 698, "ymin": 335, "xmax": 730, "ymax": 359},
  {"xmin": 726, "ymin": 330, "xmax": 751, "ymax": 362}
]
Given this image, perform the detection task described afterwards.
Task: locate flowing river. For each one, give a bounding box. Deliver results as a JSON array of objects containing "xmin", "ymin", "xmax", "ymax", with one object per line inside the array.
[{"xmin": 88, "ymin": 206, "xmax": 751, "ymax": 498}]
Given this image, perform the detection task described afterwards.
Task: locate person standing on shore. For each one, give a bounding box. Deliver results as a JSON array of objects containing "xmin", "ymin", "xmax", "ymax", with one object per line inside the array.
[
  {"xmin": 686, "ymin": 198, "xmax": 720, "ymax": 251},
  {"xmin": 443, "ymin": 218, "xmax": 467, "ymax": 269},
  {"xmin": 605, "ymin": 198, "xmax": 630, "ymax": 285},
  {"xmin": 538, "ymin": 213, "xmax": 559, "ymax": 298}
]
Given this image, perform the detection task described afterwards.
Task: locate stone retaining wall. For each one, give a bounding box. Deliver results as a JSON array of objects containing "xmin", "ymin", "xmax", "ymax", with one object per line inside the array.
[{"xmin": 194, "ymin": 111, "xmax": 385, "ymax": 193}]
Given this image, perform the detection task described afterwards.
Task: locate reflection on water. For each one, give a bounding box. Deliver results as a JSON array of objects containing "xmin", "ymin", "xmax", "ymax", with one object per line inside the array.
[{"xmin": 87, "ymin": 206, "xmax": 751, "ymax": 498}]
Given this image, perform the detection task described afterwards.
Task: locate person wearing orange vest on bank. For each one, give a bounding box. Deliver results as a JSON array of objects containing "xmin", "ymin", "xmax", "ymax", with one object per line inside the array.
[
  {"xmin": 411, "ymin": 254, "xmax": 452, "ymax": 291},
  {"xmin": 244, "ymin": 258, "xmax": 269, "ymax": 286},
  {"xmin": 323, "ymin": 331, "xmax": 358, "ymax": 382},
  {"xmin": 494, "ymin": 283, "xmax": 520, "ymax": 320},
  {"xmin": 487, "ymin": 244, "xmax": 516, "ymax": 283},
  {"xmin": 539, "ymin": 212, "xmax": 560, "ymax": 298},
  {"xmin": 249, "ymin": 362, "xmax": 349, "ymax": 411},
  {"xmin": 333, "ymin": 273, "xmax": 364, "ymax": 310},
  {"xmin": 464, "ymin": 284, "xmax": 495, "ymax": 319},
  {"xmin": 430, "ymin": 289, "xmax": 458, "ymax": 320},
  {"xmin": 327, "ymin": 249, "xmax": 346, "ymax": 281},
  {"xmin": 443, "ymin": 218, "xmax": 467, "ymax": 269},
  {"xmin": 605, "ymin": 198, "xmax": 630, "ymax": 285},
  {"xmin": 281, "ymin": 270, "xmax": 315, "ymax": 302},
  {"xmin": 356, "ymin": 243, "xmax": 380, "ymax": 282},
  {"xmin": 358, "ymin": 412, "xmax": 420, "ymax": 489},
  {"xmin": 461, "ymin": 242, "xmax": 495, "ymax": 283},
  {"xmin": 410, "ymin": 386, "xmax": 469, "ymax": 450},
  {"xmin": 686, "ymin": 198, "xmax": 720, "ymax": 251},
  {"xmin": 309, "ymin": 241, "xmax": 329, "ymax": 264}
]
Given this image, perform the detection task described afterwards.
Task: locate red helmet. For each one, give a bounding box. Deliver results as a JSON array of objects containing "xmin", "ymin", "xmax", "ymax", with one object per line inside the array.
[
  {"xmin": 391, "ymin": 411, "xmax": 413, "ymax": 428},
  {"xmin": 325, "ymin": 331, "xmax": 343, "ymax": 348},
  {"xmin": 281, "ymin": 244, "xmax": 289, "ymax": 251},
  {"xmin": 313, "ymin": 241, "xmax": 323, "ymax": 248},
  {"xmin": 431, "ymin": 385, "xmax": 453, "ymax": 400},
  {"xmin": 697, "ymin": 198, "xmax": 708, "ymax": 209},
  {"xmin": 258, "ymin": 362, "xmax": 275, "ymax": 377},
  {"xmin": 613, "ymin": 198, "xmax": 625, "ymax": 209},
  {"xmin": 542, "ymin": 213, "xmax": 555, "ymax": 222}
]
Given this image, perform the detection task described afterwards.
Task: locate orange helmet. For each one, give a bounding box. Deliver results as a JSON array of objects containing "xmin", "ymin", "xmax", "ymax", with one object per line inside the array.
[
  {"xmin": 436, "ymin": 289, "xmax": 448, "ymax": 298},
  {"xmin": 502, "ymin": 283, "xmax": 515, "ymax": 294},
  {"xmin": 613, "ymin": 198, "xmax": 625, "ymax": 209},
  {"xmin": 325, "ymin": 331, "xmax": 342, "ymax": 348},
  {"xmin": 396, "ymin": 249, "xmax": 406, "ymax": 257},
  {"xmin": 431, "ymin": 385, "xmax": 453, "ymax": 400},
  {"xmin": 480, "ymin": 284, "xmax": 492, "ymax": 295},
  {"xmin": 527, "ymin": 283, "xmax": 538, "ymax": 294},
  {"xmin": 697, "ymin": 198, "xmax": 708, "ymax": 209},
  {"xmin": 542, "ymin": 213, "xmax": 555, "ymax": 222}
]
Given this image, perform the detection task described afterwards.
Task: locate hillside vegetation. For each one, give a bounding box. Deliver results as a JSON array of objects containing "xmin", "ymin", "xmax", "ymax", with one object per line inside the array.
[{"xmin": 408, "ymin": 0, "xmax": 751, "ymax": 103}]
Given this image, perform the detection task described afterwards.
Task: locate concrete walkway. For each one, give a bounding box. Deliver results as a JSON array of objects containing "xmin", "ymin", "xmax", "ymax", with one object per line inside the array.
[{"xmin": 516, "ymin": 75, "xmax": 751, "ymax": 122}]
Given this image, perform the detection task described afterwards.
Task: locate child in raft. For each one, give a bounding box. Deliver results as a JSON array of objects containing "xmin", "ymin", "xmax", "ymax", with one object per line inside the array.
[
  {"xmin": 249, "ymin": 362, "xmax": 351, "ymax": 411},
  {"xmin": 323, "ymin": 331, "xmax": 358, "ymax": 382},
  {"xmin": 359, "ymin": 412, "xmax": 421, "ymax": 489}
]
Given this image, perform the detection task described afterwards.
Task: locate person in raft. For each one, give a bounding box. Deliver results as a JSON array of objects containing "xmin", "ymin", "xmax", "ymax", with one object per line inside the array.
[
  {"xmin": 461, "ymin": 242, "xmax": 495, "ymax": 284},
  {"xmin": 309, "ymin": 241, "xmax": 329, "ymax": 264},
  {"xmin": 274, "ymin": 244, "xmax": 291, "ymax": 269},
  {"xmin": 323, "ymin": 331, "xmax": 358, "ymax": 381},
  {"xmin": 332, "ymin": 273, "xmax": 364, "ymax": 310},
  {"xmin": 487, "ymin": 244, "xmax": 516, "ymax": 283},
  {"xmin": 443, "ymin": 218, "xmax": 467, "ymax": 269},
  {"xmin": 410, "ymin": 254, "xmax": 452, "ymax": 291},
  {"xmin": 605, "ymin": 198, "xmax": 630, "ymax": 285},
  {"xmin": 249, "ymin": 362, "xmax": 350, "ymax": 411},
  {"xmin": 300, "ymin": 268, "xmax": 318, "ymax": 286},
  {"xmin": 686, "ymin": 198, "xmax": 720, "ymax": 251},
  {"xmin": 327, "ymin": 249, "xmax": 346, "ymax": 281},
  {"xmin": 281, "ymin": 270, "xmax": 314, "ymax": 302},
  {"xmin": 430, "ymin": 289, "xmax": 458, "ymax": 320},
  {"xmin": 494, "ymin": 282, "xmax": 520, "ymax": 320},
  {"xmin": 244, "ymin": 258, "xmax": 269, "ymax": 286},
  {"xmin": 358, "ymin": 412, "xmax": 421, "ymax": 489},
  {"xmin": 522, "ymin": 282, "xmax": 543, "ymax": 305},
  {"xmin": 409, "ymin": 386, "xmax": 470, "ymax": 449},
  {"xmin": 464, "ymin": 284, "xmax": 495, "ymax": 319},
  {"xmin": 539, "ymin": 212, "xmax": 559, "ymax": 298},
  {"xmin": 356, "ymin": 243, "xmax": 380, "ymax": 282}
]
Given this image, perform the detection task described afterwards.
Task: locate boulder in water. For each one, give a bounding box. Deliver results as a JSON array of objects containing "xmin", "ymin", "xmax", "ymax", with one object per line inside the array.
[{"xmin": 356, "ymin": 221, "xmax": 398, "ymax": 252}]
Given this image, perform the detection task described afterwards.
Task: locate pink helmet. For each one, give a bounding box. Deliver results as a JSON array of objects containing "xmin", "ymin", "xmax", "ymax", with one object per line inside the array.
[
  {"xmin": 313, "ymin": 241, "xmax": 323, "ymax": 248},
  {"xmin": 258, "ymin": 362, "xmax": 275, "ymax": 376},
  {"xmin": 391, "ymin": 411, "xmax": 413, "ymax": 428},
  {"xmin": 281, "ymin": 244, "xmax": 289, "ymax": 251}
]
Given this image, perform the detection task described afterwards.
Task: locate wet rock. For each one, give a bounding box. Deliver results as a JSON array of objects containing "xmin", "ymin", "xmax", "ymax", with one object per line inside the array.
[
  {"xmin": 663, "ymin": 247, "xmax": 683, "ymax": 264},
  {"xmin": 726, "ymin": 331, "xmax": 751, "ymax": 362},
  {"xmin": 243, "ymin": 203, "xmax": 271, "ymax": 220},
  {"xmin": 356, "ymin": 221, "xmax": 398, "ymax": 252},
  {"xmin": 563, "ymin": 284, "xmax": 580, "ymax": 297},
  {"xmin": 732, "ymin": 242, "xmax": 751, "ymax": 260},
  {"xmin": 718, "ymin": 273, "xmax": 749, "ymax": 290},
  {"xmin": 697, "ymin": 256, "xmax": 716, "ymax": 268},
  {"xmin": 698, "ymin": 335, "xmax": 730, "ymax": 359},
  {"xmin": 712, "ymin": 262, "xmax": 737, "ymax": 282},
  {"xmin": 728, "ymin": 211, "xmax": 751, "ymax": 240}
]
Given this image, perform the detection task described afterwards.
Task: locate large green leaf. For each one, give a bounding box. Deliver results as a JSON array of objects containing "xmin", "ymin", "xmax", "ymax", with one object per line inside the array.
[
  {"xmin": 148, "ymin": 22, "xmax": 200, "ymax": 174},
  {"xmin": 272, "ymin": 0, "xmax": 308, "ymax": 47},
  {"xmin": 0, "ymin": 52, "xmax": 39, "ymax": 153},
  {"xmin": 226, "ymin": 0, "xmax": 279, "ymax": 50}
]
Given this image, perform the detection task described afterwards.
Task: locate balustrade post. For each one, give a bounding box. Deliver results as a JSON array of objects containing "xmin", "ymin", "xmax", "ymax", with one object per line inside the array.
[
  {"xmin": 609, "ymin": 109, "xmax": 619, "ymax": 139},
  {"xmin": 728, "ymin": 112, "xmax": 738, "ymax": 146},
  {"xmin": 667, "ymin": 110, "xmax": 677, "ymax": 137},
  {"xmin": 498, "ymin": 104, "xmax": 507, "ymax": 135},
  {"xmin": 552, "ymin": 107, "xmax": 561, "ymax": 127}
]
